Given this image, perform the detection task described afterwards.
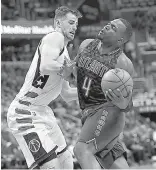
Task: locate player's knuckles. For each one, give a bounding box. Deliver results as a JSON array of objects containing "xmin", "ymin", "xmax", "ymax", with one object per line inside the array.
[
  {"xmin": 106, "ymin": 93, "xmax": 112, "ymax": 100},
  {"xmin": 107, "ymin": 90, "xmax": 113, "ymax": 96}
]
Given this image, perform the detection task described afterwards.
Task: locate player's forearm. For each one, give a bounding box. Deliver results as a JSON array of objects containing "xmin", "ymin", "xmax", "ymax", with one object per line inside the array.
[
  {"xmin": 40, "ymin": 60, "xmax": 63, "ymax": 74},
  {"xmin": 61, "ymin": 87, "xmax": 78, "ymax": 102}
]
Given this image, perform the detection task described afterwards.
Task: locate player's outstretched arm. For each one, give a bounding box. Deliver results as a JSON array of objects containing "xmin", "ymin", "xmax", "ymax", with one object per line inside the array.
[
  {"xmin": 62, "ymin": 39, "xmax": 94, "ymax": 81},
  {"xmin": 40, "ymin": 32, "xmax": 65, "ymax": 74},
  {"xmin": 60, "ymin": 80, "xmax": 78, "ymax": 103},
  {"xmin": 61, "ymin": 60, "xmax": 76, "ymax": 81}
]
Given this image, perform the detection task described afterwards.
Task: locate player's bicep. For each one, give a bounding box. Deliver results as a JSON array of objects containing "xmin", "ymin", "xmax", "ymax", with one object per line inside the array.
[
  {"xmin": 41, "ymin": 43, "xmax": 60, "ymax": 61},
  {"xmin": 128, "ymin": 60, "xmax": 135, "ymax": 78},
  {"xmin": 40, "ymin": 33, "xmax": 64, "ymax": 71},
  {"xmin": 116, "ymin": 54, "xmax": 135, "ymax": 78},
  {"xmin": 124, "ymin": 57, "xmax": 135, "ymax": 78}
]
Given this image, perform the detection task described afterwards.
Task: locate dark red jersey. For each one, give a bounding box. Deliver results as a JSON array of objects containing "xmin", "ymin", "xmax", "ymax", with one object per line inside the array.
[{"xmin": 76, "ymin": 39, "xmax": 122, "ymax": 110}]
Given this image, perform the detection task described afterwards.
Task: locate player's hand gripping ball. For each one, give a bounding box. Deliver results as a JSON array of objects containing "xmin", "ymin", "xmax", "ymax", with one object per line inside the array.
[{"xmin": 101, "ymin": 68, "xmax": 133, "ymax": 109}]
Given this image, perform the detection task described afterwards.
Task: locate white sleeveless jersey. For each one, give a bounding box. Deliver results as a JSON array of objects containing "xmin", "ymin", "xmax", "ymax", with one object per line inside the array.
[{"xmin": 15, "ymin": 34, "xmax": 70, "ymax": 106}]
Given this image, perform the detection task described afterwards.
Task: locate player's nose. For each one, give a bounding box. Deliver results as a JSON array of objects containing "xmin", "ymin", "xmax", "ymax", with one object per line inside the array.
[
  {"xmin": 105, "ymin": 25, "xmax": 110, "ymax": 31},
  {"xmin": 71, "ymin": 24, "xmax": 76, "ymax": 31},
  {"xmin": 100, "ymin": 28, "xmax": 105, "ymax": 34}
]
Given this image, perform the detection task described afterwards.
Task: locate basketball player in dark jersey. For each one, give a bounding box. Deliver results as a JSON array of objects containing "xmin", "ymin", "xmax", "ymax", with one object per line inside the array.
[{"xmin": 72, "ymin": 18, "xmax": 135, "ymax": 169}]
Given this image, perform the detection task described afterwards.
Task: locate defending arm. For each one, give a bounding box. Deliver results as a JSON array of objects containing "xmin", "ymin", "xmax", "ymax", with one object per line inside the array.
[
  {"xmin": 40, "ymin": 32, "xmax": 65, "ymax": 74},
  {"xmin": 60, "ymin": 80, "xmax": 78, "ymax": 102}
]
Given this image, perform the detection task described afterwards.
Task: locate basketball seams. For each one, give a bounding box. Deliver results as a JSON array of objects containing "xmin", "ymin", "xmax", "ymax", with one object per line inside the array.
[
  {"xmin": 112, "ymin": 69, "xmax": 125, "ymax": 85},
  {"xmin": 104, "ymin": 76, "xmax": 132, "ymax": 97},
  {"xmin": 113, "ymin": 70, "xmax": 130, "ymax": 97},
  {"xmin": 112, "ymin": 90, "xmax": 120, "ymax": 98},
  {"xmin": 101, "ymin": 68, "xmax": 133, "ymax": 98},
  {"xmin": 121, "ymin": 69, "xmax": 125, "ymax": 81},
  {"xmin": 114, "ymin": 76, "xmax": 131, "ymax": 90},
  {"xmin": 119, "ymin": 84, "xmax": 133, "ymax": 97},
  {"xmin": 102, "ymin": 76, "xmax": 131, "ymax": 93},
  {"xmin": 102, "ymin": 70, "xmax": 121, "ymax": 83},
  {"xmin": 102, "ymin": 79, "xmax": 121, "ymax": 83}
]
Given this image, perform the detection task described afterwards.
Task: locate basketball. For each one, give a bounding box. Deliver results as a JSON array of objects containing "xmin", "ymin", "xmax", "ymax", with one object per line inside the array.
[{"xmin": 101, "ymin": 68, "xmax": 133, "ymax": 98}]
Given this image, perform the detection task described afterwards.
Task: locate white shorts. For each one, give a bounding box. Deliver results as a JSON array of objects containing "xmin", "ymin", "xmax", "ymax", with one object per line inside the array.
[{"xmin": 7, "ymin": 99, "xmax": 67, "ymax": 169}]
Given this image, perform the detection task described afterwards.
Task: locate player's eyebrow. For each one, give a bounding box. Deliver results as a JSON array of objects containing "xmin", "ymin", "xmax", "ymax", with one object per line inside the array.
[
  {"xmin": 69, "ymin": 19, "xmax": 78, "ymax": 26},
  {"xmin": 110, "ymin": 22, "xmax": 117, "ymax": 32}
]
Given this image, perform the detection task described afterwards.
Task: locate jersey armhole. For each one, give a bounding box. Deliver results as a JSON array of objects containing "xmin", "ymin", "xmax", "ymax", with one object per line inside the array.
[
  {"xmin": 37, "ymin": 46, "xmax": 64, "ymax": 64},
  {"xmin": 59, "ymin": 47, "xmax": 64, "ymax": 56},
  {"xmin": 37, "ymin": 31, "xmax": 64, "ymax": 59}
]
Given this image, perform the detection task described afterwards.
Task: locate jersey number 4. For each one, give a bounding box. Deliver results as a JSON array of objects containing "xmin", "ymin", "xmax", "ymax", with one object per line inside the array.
[{"xmin": 82, "ymin": 76, "xmax": 92, "ymax": 97}]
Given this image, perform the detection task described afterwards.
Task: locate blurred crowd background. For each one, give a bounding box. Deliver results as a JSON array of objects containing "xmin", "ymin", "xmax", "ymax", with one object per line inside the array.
[{"xmin": 1, "ymin": 0, "xmax": 156, "ymax": 169}]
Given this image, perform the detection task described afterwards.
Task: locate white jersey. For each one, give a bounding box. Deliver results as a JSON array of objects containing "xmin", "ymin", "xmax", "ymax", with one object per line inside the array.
[{"xmin": 15, "ymin": 34, "xmax": 70, "ymax": 106}]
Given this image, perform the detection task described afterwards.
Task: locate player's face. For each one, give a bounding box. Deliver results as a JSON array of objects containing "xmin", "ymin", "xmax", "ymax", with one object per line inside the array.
[
  {"xmin": 97, "ymin": 19, "xmax": 126, "ymax": 46},
  {"xmin": 60, "ymin": 12, "xmax": 78, "ymax": 41}
]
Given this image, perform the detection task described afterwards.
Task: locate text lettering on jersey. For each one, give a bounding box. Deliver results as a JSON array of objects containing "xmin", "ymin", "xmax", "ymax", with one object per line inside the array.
[{"xmin": 78, "ymin": 55, "xmax": 109, "ymax": 77}]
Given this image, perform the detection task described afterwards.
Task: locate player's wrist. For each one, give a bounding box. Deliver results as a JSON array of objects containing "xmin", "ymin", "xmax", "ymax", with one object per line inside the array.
[{"xmin": 57, "ymin": 66, "xmax": 64, "ymax": 77}]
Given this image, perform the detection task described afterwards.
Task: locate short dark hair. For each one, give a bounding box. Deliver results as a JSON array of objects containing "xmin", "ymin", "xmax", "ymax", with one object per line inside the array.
[
  {"xmin": 55, "ymin": 6, "xmax": 82, "ymax": 20},
  {"xmin": 119, "ymin": 18, "xmax": 133, "ymax": 42}
]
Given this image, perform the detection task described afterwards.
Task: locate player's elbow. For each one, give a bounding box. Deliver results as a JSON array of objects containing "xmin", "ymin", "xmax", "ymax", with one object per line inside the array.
[
  {"xmin": 60, "ymin": 89, "xmax": 71, "ymax": 103},
  {"xmin": 61, "ymin": 87, "xmax": 78, "ymax": 102}
]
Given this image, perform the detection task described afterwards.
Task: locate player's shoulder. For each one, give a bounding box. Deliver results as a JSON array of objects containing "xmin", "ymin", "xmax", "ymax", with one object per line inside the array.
[
  {"xmin": 42, "ymin": 31, "xmax": 64, "ymax": 45},
  {"xmin": 44, "ymin": 31, "xmax": 64, "ymax": 40},
  {"xmin": 118, "ymin": 52, "xmax": 131, "ymax": 64},
  {"xmin": 116, "ymin": 52, "xmax": 135, "ymax": 77},
  {"xmin": 79, "ymin": 39, "xmax": 94, "ymax": 53}
]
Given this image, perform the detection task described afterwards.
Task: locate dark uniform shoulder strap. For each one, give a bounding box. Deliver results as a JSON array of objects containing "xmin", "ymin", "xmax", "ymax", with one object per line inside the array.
[
  {"xmin": 59, "ymin": 47, "xmax": 64, "ymax": 56},
  {"xmin": 75, "ymin": 39, "xmax": 101, "ymax": 66},
  {"xmin": 85, "ymin": 39, "xmax": 100, "ymax": 51},
  {"xmin": 81, "ymin": 39, "xmax": 100, "ymax": 60}
]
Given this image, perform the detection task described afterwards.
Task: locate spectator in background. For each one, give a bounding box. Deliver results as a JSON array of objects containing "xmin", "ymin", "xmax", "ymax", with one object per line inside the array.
[{"xmin": 146, "ymin": 31, "xmax": 156, "ymax": 51}]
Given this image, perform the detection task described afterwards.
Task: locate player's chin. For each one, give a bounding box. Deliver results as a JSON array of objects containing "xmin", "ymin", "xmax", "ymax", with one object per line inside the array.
[
  {"xmin": 97, "ymin": 34, "xmax": 104, "ymax": 41},
  {"xmin": 68, "ymin": 34, "xmax": 75, "ymax": 41}
]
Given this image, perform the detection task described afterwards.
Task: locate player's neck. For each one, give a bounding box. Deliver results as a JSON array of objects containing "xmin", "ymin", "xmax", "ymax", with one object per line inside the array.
[
  {"xmin": 98, "ymin": 42, "xmax": 120, "ymax": 55},
  {"xmin": 54, "ymin": 28, "xmax": 69, "ymax": 46}
]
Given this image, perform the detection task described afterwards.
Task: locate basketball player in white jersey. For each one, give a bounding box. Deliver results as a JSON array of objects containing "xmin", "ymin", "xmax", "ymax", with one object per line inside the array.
[{"xmin": 7, "ymin": 6, "xmax": 82, "ymax": 169}]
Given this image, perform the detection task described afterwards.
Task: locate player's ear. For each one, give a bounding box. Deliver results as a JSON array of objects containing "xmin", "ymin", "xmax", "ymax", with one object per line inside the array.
[
  {"xmin": 56, "ymin": 19, "xmax": 61, "ymax": 28},
  {"xmin": 118, "ymin": 38, "xmax": 124, "ymax": 43},
  {"xmin": 117, "ymin": 38, "xmax": 124, "ymax": 45}
]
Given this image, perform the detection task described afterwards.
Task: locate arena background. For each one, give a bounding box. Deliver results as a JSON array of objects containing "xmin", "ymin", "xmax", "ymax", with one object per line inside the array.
[{"xmin": 1, "ymin": 0, "xmax": 156, "ymax": 169}]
